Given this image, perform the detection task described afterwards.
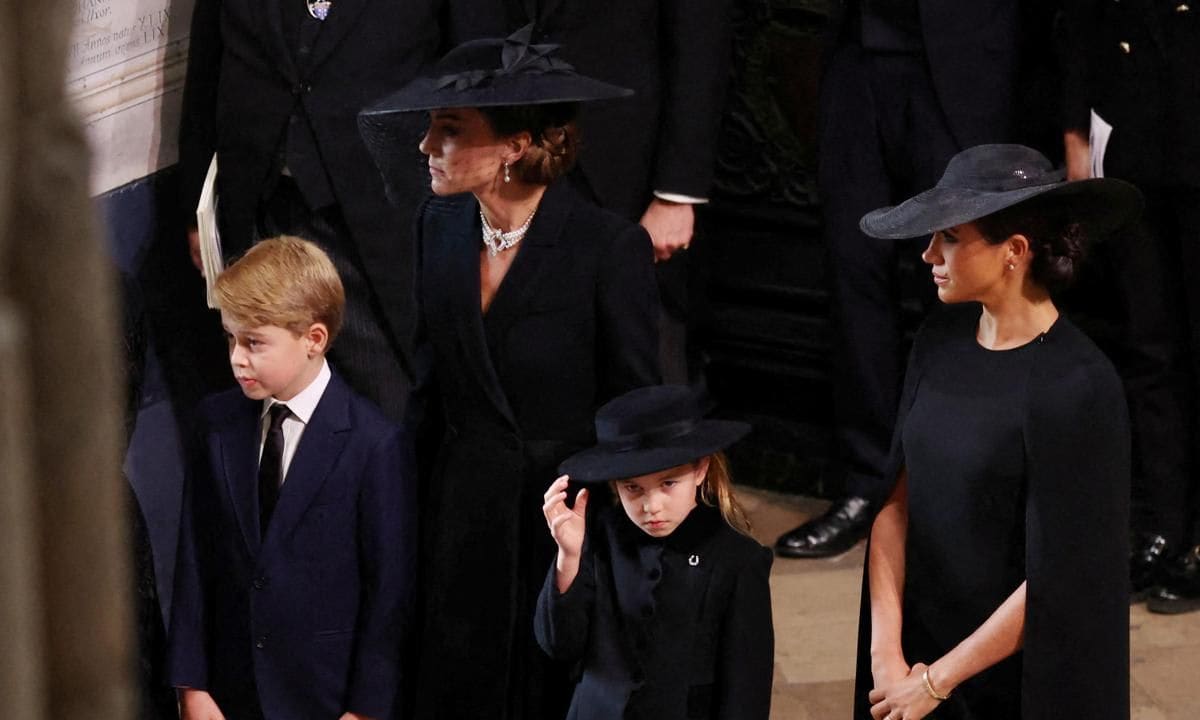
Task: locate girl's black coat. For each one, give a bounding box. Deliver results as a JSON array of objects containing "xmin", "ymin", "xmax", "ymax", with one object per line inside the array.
[
  {"xmin": 535, "ymin": 505, "xmax": 774, "ymax": 720},
  {"xmin": 409, "ymin": 180, "xmax": 661, "ymax": 719}
]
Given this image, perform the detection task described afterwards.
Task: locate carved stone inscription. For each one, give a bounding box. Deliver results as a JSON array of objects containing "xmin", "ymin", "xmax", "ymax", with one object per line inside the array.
[{"xmin": 67, "ymin": 0, "xmax": 194, "ymax": 194}]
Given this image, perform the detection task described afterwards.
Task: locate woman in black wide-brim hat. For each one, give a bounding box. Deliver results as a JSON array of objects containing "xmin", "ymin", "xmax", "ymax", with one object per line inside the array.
[
  {"xmin": 359, "ymin": 26, "xmax": 661, "ymax": 720},
  {"xmin": 854, "ymin": 144, "xmax": 1139, "ymax": 720}
]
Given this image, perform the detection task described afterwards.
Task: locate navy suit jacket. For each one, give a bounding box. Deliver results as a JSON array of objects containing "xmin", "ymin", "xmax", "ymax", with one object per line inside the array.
[{"xmin": 167, "ymin": 370, "xmax": 416, "ymax": 720}]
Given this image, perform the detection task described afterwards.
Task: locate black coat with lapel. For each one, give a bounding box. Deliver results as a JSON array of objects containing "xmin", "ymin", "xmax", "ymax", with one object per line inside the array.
[
  {"xmin": 535, "ymin": 505, "xmax": 775, "ymax": 720},
  {"xmin": 179, "ymin": 0, "xmax": 447, "ymax": 354},
  {"xmin": 1060, "ymin": 0, "xmax": 1200, "ymax": 188},
  {"xmin": 409, "ymin": 180, "xmax": 661, "ymax": 719},
  {"xmin": 167, "ymin": 372, "xmax": 417, "ymax": 719}
]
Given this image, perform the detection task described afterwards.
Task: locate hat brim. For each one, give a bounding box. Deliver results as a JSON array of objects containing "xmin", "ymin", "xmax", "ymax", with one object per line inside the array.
[
  {"xmin": 860, "ymin": 177, "xmax": 1143, "ymax": 240},
  {"xmin": 360, "ymin": 74, "xmax": 633, "ymax": 117},
  {"xmin": 558, "ymin": 420, "xmax": 750, "ymax": 484}
]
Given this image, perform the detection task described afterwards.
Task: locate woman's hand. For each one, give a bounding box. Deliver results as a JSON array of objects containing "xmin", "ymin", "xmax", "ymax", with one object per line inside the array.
[
  {"xmin": 870, "ymin": 651, "xmax": 910, "ymax": 697},
  {"xmin": 543, "ymin": 475, "xmax": 588, "ymax": 592},
  {"xmin": 868, "ymin": 662, "xmax": 942, "ymax": 720}
]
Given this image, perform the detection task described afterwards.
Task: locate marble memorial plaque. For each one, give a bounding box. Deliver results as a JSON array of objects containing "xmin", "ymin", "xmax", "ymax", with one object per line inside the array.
[{"xmin": 67, "ymin": 0, "xmax": 194, "ymax": 194}]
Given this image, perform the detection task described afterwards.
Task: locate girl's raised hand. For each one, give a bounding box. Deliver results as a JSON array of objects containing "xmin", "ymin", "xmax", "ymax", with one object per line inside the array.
[{"xmin": 542, "ymin": 475, "xmax": 588, "ymax": 559}]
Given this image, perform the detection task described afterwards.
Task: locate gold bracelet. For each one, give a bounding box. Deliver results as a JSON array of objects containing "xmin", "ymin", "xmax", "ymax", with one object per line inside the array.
[{"xmin": 922, "ymin": 668, "xmax": 950, "ymax": 701}]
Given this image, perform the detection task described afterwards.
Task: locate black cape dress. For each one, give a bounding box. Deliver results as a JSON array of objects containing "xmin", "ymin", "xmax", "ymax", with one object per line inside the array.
[{"xmin": 853, "ymin": 303, "xmax": 1131, "ymax": 720}]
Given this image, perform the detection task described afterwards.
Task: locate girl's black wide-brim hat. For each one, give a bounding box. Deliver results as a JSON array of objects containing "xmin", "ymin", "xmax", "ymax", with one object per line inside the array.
[
  {"xmin": 559, "ymin": 385, "xmax": 751, "ymax": 484},
  {"xmin": 859, "ymin": 144, "xmax": 1143, "ymax": 239}
]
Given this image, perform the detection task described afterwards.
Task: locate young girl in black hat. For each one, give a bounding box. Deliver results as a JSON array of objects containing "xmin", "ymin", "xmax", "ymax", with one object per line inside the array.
[{"xmin": 535, "ymin": 384, "xmax": 774, "ymax": 720}]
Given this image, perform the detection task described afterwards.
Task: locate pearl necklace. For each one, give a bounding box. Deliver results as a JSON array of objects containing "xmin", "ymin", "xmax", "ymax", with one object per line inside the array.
[{"xmin": 480, "ymin": 208, "xmax": 536, "ymax": 257}]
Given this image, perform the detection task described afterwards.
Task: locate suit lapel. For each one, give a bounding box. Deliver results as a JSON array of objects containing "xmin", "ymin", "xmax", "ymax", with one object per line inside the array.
[
  {"xmin": 307, "ymin": 0, "xmax": 369, "ymax": 73},
  {"xmin": 482, "ymin": 181, "xmax": 571, "ymax": 344},
  {"xmin": 438, "ymin": 198, "xmax": 519, "ymax": 426},
  {"xmin": 263, "ymin": 372, "xmax": 352, "ymax": 547},
  {"xmin": 217, "ymin": 398, "xmax": 265, "ymax": 557},
  {"xmin": 262, "ymin": 0, "xmax": 300, "ymax": 85}
]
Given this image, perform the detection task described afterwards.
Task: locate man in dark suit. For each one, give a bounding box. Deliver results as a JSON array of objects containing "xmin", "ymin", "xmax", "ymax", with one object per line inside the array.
[
  {"xmin": 179, "ymin": 0, "xmax": 473, "ymax": 419},
  {"xmin": 776, "ymin": 0, "xmax": 1021, "ymax": 558},
  {"xmin": 1060, "ymin": 0, "xmax": 1200, "ymax": 612},
  {"xmin": 168, "ymin": 238, "xmax": 415, "ymax": 720},
  {"xmin": 473, "ymin": 0, "xmax": 735, "ymax": 382}
]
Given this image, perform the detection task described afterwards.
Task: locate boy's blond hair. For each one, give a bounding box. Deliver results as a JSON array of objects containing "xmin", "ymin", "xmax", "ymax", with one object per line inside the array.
[{"xmin": 214, "ymin": 236, "xmax": 345, "ymax": 344}]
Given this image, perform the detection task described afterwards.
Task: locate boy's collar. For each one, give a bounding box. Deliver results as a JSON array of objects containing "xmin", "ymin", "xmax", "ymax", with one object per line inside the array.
[{"xmin": 263, "ymin": 359, "xmax": 331, "ymax": 424}]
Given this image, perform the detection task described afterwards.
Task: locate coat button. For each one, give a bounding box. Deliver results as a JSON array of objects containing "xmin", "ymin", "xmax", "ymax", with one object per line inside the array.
[
  {"xmin": 252, "ymin": 577, "xmax": 265, "ymax": 590},
  {"xmin": 1119, "ymin": 41, "xmax": 1132, "ymax": 53},
  {"xmin": 255, "ymin": 635, "xmax": 268, "ymax": 649}
]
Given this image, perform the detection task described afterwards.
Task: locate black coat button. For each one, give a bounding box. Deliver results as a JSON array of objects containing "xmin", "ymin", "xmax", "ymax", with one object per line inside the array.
[{"xmin": 252, "ymin": 577, "xmax": 265, "ymax": 590}]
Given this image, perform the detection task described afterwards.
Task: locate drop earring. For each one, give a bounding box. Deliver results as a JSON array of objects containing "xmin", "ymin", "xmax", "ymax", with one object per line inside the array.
[{"xmin": 503, "ymin": 162, "xmax": 511, "ymax": 183}]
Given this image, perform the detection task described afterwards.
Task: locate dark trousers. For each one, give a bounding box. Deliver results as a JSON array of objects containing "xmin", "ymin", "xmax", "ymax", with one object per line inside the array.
[
  {"xmin": 1065, "ymin": 184, "xmax": 1198, "ymax": 546},
  {"xmin": 1167, "ymin": 186, "xmax": 1200, "ymax": 542},
  {"xmin": 817, "ymin": 46, "xmax": 960, "ymax": 499},
  {"xmin": 257, "ymin": 176, "xmax": 411, "ymax": 421}
]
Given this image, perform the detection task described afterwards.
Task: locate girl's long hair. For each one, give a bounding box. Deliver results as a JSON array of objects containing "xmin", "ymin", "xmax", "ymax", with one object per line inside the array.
[{"xmin": 698, "ymin": 452, "xmax": 752, "ymax": 536}]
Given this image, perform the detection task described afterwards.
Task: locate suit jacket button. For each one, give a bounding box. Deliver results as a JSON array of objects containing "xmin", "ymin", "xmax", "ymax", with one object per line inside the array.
[
  {"xmin": 252, "ymin": 577, "xmax": 265, "ymax": 590},
  {"xmin": 255, "ymin": 635, "xmax": 267, "ymax": 649}
]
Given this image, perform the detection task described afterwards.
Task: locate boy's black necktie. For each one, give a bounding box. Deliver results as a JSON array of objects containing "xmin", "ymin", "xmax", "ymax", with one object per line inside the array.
[{"xmin": 259, "ymin": 403, "xmax": 291, "ymax": 539}]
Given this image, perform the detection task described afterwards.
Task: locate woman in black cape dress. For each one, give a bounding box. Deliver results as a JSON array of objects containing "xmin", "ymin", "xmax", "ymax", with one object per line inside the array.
[
  {"xmin": 360, "ymin": 28, "xmax": 660, "ymax": 720},
  {"xmin": 852, "ymin": 145, "xmax": 1137, "ymax": 720}
]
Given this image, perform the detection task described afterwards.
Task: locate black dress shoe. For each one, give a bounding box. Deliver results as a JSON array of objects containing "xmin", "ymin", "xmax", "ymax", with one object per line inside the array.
[
  {"xmin": 1147, "ymin": 545, "xmax": 1200, "ymax": 615},
  {"xmin": 1130, "ymin": 532, "xmax": 1172, "ymax": 603},
  {"xmin": 775, "ymin": 496, "xmax": 873, "ymax": 559}
]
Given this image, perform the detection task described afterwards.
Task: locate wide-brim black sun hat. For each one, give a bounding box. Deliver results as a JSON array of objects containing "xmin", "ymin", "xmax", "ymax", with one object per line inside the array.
[
  {"xmin": 358, "ymin": 24, "xmax": 632, "ymax": 206},
  {"xmin": 559, "ymin": 385, "xmax": 751, "ymax": 484},
  {"xmin": 859, "ymin": 144, "xmax": 1143, "ymax": 240},
  {"xmin": 360, "ymin": 24, "xmax": 632, "ymax": 118}
]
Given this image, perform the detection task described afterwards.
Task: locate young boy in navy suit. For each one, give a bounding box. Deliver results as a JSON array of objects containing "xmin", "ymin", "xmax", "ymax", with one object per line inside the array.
[{"xmin": 168, "ymin": 237, "xmax": 415, "ymax": 720}]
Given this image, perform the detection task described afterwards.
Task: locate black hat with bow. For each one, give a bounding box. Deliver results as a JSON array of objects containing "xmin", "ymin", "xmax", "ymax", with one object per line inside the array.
[
  {"xmin": 358, "ymin": 24, "xmax": 631, "ymax": 203},
  {"xmin": 558, "ymin": 385, "xmax": 751, "ymax": 484},
  {"xmin": 360, "ymin": 24, "xmax": 631, "ymax": 118}
]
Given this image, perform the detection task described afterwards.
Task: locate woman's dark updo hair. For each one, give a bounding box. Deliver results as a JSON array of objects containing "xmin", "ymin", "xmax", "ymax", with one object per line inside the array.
[
  {"xmin": 973, "ymin": 196, "xmax": 1090, "ymax": 294},
  {"xmin": 479, "ymin": 102, "xmax": 581, "ymax": 185}
]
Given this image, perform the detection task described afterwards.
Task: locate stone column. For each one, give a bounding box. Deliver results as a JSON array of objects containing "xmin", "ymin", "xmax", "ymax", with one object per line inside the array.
[{"xmin": 0, "ymin": 0, "xmax": 133, "ymax": 715}]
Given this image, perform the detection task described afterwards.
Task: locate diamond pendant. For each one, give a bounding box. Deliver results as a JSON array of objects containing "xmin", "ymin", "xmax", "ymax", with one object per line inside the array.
[{"xmin": 307, "ymin": 0, "xmax": 331, "ymax": 20}]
